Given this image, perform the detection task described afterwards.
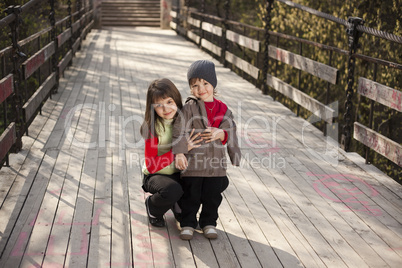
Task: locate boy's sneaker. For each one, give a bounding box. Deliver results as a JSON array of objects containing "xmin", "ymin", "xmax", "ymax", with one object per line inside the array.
[
  {"xmin": 180, "ymin": 227, "xmax": 194, "ymax": 240},
  {"xmin": 202, "ymin": 225, "xmax": 218, "ymax": 239},
  {"xmin": 145, "ymin": 196, "xmax": 165, "ymax": 227}
]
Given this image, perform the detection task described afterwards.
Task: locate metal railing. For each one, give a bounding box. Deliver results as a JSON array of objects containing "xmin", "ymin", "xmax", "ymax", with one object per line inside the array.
[
  {"xmin": 170, "ymin": 0, "xmax": 401, "ymax": 178},
  {"xmin": 0, "ymin": 0, "xmax": 95, "ymax": 167}
]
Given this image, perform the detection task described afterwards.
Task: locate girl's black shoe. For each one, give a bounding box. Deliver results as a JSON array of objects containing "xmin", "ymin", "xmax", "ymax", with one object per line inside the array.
[{"xmin": 145, "ymin": 196, "xmax": 165, "ymax": 227}]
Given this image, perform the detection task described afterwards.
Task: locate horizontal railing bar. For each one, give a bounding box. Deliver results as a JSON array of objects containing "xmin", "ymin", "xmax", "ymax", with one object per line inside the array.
[
  {"xmin": 276, "ymin": 0, "xmax": 402, "ymax": 44},
  {"xmin": 0, "ymin": 0, "xmax": 46, "ymax": 30}
]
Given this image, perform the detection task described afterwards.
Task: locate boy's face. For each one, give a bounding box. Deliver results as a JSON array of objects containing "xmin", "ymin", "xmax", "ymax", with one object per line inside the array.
[
  {"xmin": 153, "ymin": 97, "xmax": 178, "ymax": 120},
  {"xmin": 190, "ymin": 78, "xmax": 214, "ymax": 102}
]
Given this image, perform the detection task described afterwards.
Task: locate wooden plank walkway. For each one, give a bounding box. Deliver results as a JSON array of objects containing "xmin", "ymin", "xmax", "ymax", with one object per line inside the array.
[{"xmin": 0, "ymin": 27, "xmax": 401, "ymax": 268}]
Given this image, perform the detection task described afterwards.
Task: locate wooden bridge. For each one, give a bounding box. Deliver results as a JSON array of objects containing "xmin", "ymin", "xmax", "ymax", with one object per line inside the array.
[{"xmin": 0, "ymin": 1, "xmax": 401, "ymax": 267}]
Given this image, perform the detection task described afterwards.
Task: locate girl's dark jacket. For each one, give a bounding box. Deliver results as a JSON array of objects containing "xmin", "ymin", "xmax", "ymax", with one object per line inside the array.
[{"xmin": 172, "ymin": 96, "xmax": 241, "ymax": 177}]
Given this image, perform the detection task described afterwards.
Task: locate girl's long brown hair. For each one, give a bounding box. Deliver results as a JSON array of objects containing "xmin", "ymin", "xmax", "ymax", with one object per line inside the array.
[{"xmin": 140, "ymin": 78, "xmax": 183, "ymax": 139}]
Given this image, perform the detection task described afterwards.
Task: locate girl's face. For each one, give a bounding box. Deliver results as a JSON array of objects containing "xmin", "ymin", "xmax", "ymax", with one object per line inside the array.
[
  {"xmin": 191, "ymin": 78, "xmax": 214, "ymax": 102},
  {"xmin": 153, "ymin": 97, "xmax": 178, "ymax": 120}
]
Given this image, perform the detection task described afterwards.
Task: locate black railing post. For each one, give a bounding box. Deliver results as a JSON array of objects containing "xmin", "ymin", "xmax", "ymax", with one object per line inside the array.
[
  {"xmin": 77, "ymin": 0, "xmax": 82, "ymax": 39},
  {"xmin": 221, "ymin": 0, "xmax": 230, "ymax": 66},
  {"xmin": 49, "ymin": 0, "xmax": 59, "ymax": 92},
  {"xmin": 200, "ymin": 0, "xmax": 205, "ymax": 47},
  {"xmin": 6, "ymin": 5, "xmax": 26, "ymax": 152},
  {"xmin": 262, "ymin": 0, "xmax": 274, "ymax": 95},
  {"xmin": 67, "ymin": 0, "xmax": 73, "ymax": 52},
  {"xmin": 341, "ymin": 17, "xmax": 364, "ymax": 151}
]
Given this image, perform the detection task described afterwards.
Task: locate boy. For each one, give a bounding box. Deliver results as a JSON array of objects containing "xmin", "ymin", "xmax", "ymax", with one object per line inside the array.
[{"xmin": 172, "ymin": 60, "xmax": 241, "ymax": 240}]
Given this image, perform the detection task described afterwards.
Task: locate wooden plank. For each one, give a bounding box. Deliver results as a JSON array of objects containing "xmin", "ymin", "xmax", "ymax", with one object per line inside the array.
[
  {"xmin": 187, "ymin": 17, "xmax": 201, "ymax": 28},
  {"xmin": 233, "ymin": 82, "xmax": 402, "ymax": 266},
  {"xmin": 110, "ymin": 82, "xmax": 132, "ymax": 266},
  {"xmin": 226, "ymin": 30, "xmax": 260, "ymax": 52},
  {"xmin": 354, "ymin": 122, "xmax": 402, "ymax": 166},
  {"xmin": 266, "ymin": 74, "xmax": 335, "ymax": 123},
  {"xmin": 72, "ymin": 37, "xmax": 81, "ymax": 54},
  {"xmin": 58, "ymin": 50, "xmax": 73, "ymax": 77},
  {"xmin": 229, "ymin": 82, "xmax": 369, "ymax": 267},
  {"xmin": 4, "ymin": 149, "xmax": 58, "ymax": 268},
  {"xmin": 0, "ymin": 123, "xmax": 16, "ymax": 163},
  {"xmin": 268, "ymin": 45, "xmax": 338, "ymax": 84},
  {"xmin": 81, "ymin": 20, "xmax": 94, "ymax": 41},
  {"xmin": 22, "ymin": 72, "xmax": 56, "ymax": 122},
  {"xmin": 202, "ymin": 22, "xmax": 222, "ymax": 37},
  {"xmin": 22, "ymin": 42, "xmax": 55, "ymax": 79},
  {"xmin": 201, "ymin": 39, "xmax": 221, "ymax": 57},
  {"xmin": 0, "ymin": 84, "xmax": 66, "ymax": 264},
  {"xmin": 170, "ymin": 21, "xmax": 177, "ymax": 30},
  {"xmin": 225, "ymin": 51, "xmax": 259, "ymax": 79},
  {"xmin": 170, "ymin": 10, "xmax": 177, "ymax": 18},
  {"xmin": 226, "ymin": 167, "xmax": 295, "ymax": 267},
  {"xmin": 72, "ymin": 20, "xmax": 80, "ymax": 34},
  {"xmin": 226, "ymin": 91, "xmax": 328, "ymax": 267},
  {"xmin": 42, "ymin": 148, "xmax": 86, "ymax": 267},
  {"xmin": 58, "ymin": 28, "xmax": 72, "ymax": 47},
  {"xmin": 357, "ymin": 77, "xmax": 402, "ymax": 112},
  {"xmin": 0, "ymin": 74, "xmax": 13, "ymax": 104},
  {"xmin": 187, "ymin": 30, "xmax": 200, "ymax": 44},
  {"xmin": 18, "ymin": 149, "xmax": 64, "ymax": 268}
]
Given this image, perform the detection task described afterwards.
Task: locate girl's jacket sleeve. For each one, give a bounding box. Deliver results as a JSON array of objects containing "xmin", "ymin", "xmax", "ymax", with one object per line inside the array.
[{"xmin": 144, "ymin": 135, "xmax": 175, "ymax": 174}]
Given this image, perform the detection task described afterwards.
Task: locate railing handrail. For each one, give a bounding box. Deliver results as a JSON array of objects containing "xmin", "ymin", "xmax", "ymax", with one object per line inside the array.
[
  {"xmin": 189, "ymin": 8, "xmax": 402, "ymax": 70},
  {"xmin": 276, "ymin": 0, "xmax": 402, "ymax": 44},
  {"xmin": 0, "ymin": 0, "xmax": 46, "ymax": 30}
]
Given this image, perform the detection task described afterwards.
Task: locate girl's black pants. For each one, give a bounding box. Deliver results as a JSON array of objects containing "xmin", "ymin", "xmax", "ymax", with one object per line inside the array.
[{"xmin": 142, "ymin": 172, "xmax": 183, "ymax": 218}]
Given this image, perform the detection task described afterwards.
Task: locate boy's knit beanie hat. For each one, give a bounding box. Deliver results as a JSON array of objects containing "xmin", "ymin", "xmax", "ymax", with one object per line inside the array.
[{"xmin": 187, "ymin": 60, "xmax": 217, "ymax": 88}]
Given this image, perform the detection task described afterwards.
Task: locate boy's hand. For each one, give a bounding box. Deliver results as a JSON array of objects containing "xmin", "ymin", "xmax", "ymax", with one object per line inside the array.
[
  {"xmin": 187, "ymin": 128, "xmax": 203, "ymax": 151},
  {"xmin": 200, "ymin": 127, "xmax": 225, "ymax": 143},
  {"xmin": 175, "ymin": 153, "xmax": 188, "ymax": 170}
]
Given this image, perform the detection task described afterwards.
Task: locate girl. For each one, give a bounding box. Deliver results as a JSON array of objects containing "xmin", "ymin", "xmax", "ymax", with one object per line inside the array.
[{"xmin": 140, "ymin": 78, "xmax": 201, "ymax": 227}]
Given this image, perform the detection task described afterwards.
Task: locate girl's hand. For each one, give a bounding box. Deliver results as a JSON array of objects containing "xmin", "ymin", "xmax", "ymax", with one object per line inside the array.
[
  {"xmin": 187, "ymin": 128, "xmax": 203, "ymax": 151},
  {"xmin": 200, "ymin": 127, "xmax": 225, "ymax": 143},
  {"xmin": 175, "ymin": 153, "xmax": 188, "ymax": 170}
]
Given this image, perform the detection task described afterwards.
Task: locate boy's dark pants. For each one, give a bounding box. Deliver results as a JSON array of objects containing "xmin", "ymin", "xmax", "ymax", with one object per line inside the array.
[
  {"xmin": 142, "ymin": 173, "xmax": 183, "ymax": 218},
  {"xmin": 180, "ymin": 176, "xmax": 229, "ymax": 229}
]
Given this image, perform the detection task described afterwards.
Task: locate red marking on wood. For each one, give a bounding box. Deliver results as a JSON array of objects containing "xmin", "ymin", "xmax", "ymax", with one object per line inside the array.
[
  {"xmin": 11, "ymin": 228, "xmax": 89, "ymax": 257},
  {"xmin": 354, "ymin": 122, "xmax": 401, "ymax": 166},
  {"xmin": 58, "ymin": 29, "xmax": 72, "ymax": 47},
  {"xmin": 0, "ymin": 74, "xmax": 14, "ymax": 104},
  {"xmin": 358, "ymin": 77, "xmax": 402, "ymax": 112},
  {"xmin": 0, "ymin": 123, "xmax": 16, "ymax": 162},
  {"xmin": 308, "ymin": 172, "xmax": 382, "ymax": 216},
  {"xmin": 23, "ymin": 43, "xmax": 55, "ymax": 79},
  {"xmin": 25, "ymin": 51, "xmax": 45, "ymax": 78},
  {"xmin": 391, "ymin": 90, "xmax": 402, "ymax": 111}
]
